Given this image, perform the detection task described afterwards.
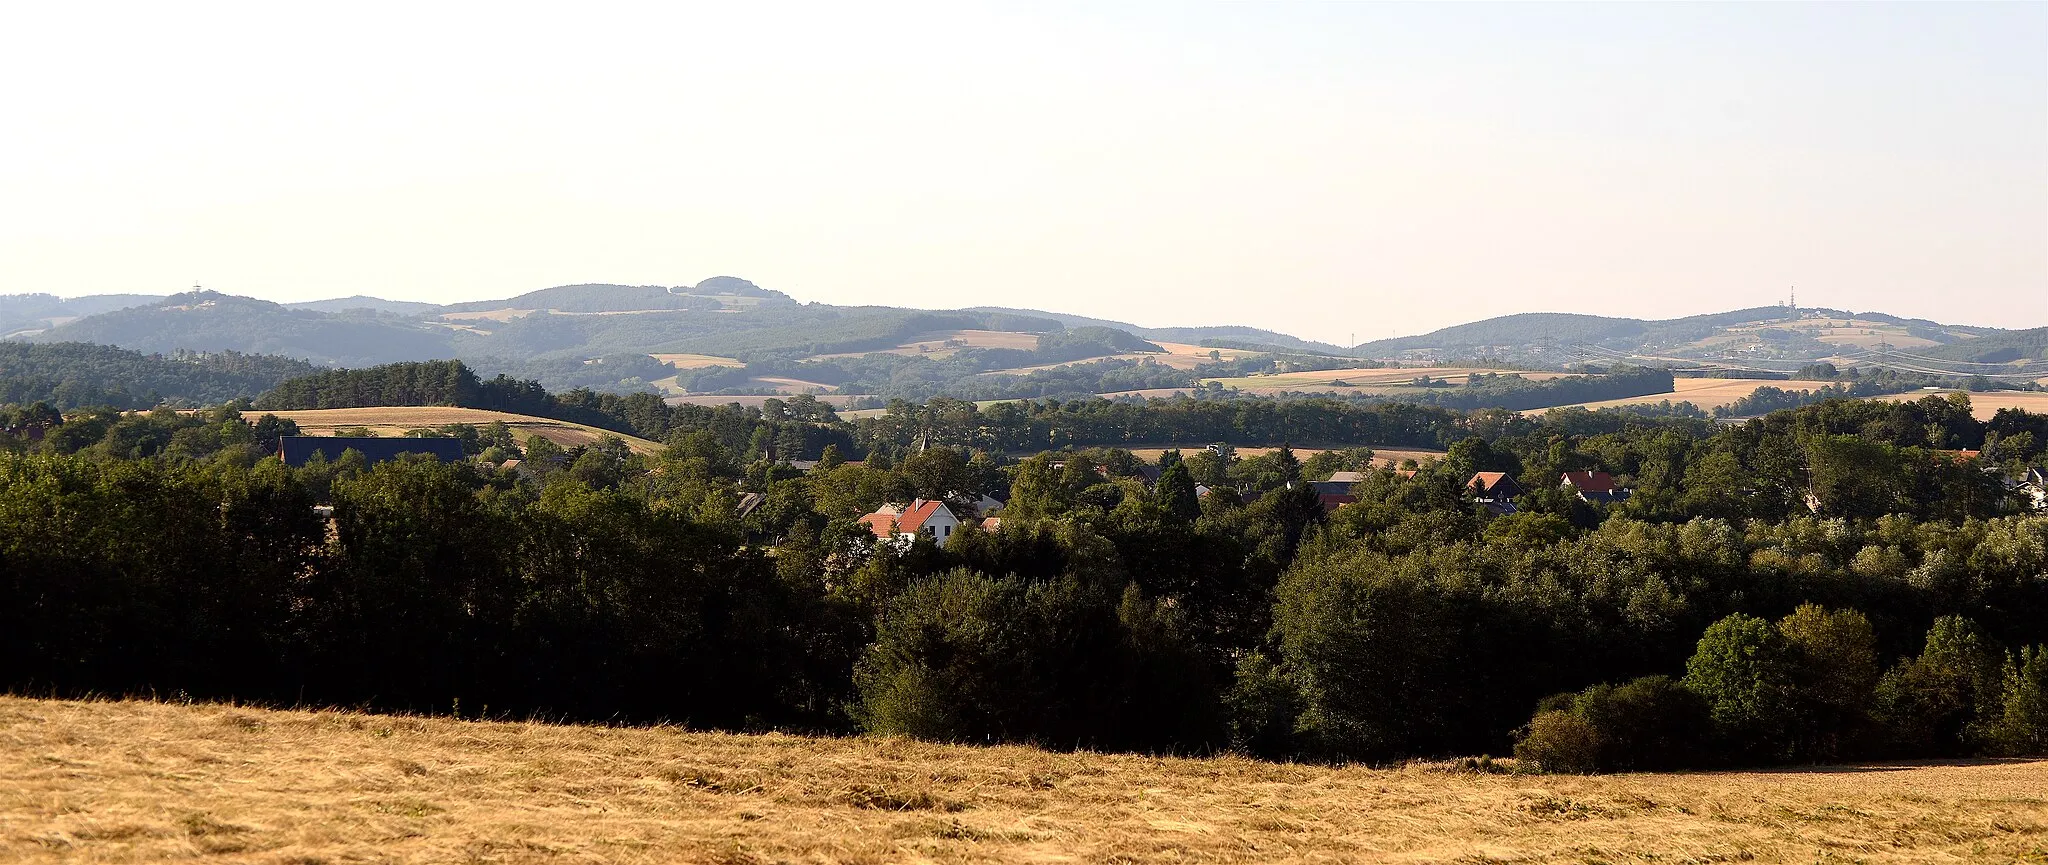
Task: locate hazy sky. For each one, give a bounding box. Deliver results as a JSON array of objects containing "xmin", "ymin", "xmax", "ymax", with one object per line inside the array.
[{"xmin": 2, "ymin": 2, "xmax": 2043, "ymax": 342}]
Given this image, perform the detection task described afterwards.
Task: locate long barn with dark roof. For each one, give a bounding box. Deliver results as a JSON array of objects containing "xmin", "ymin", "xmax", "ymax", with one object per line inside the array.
[{"xmin": 278, "ymin": 436, "xmax": 467, "ymax": 467}]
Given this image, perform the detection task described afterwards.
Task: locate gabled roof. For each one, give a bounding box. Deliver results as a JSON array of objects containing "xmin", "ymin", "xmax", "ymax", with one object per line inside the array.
[
  {"xmin": 1468, "ymin": 471, "xmax": 1514, "ymax": 493},
  {"xmin": 1560, "ymin": 471, "xmax": 1617, "ymax": 493},
  {"xmin": 896, "ymin": 499, "xmax": 947, "ymax": 534},
  {"xmin": 1325, "ymin": 470, "xmax": 1368, "ymax": 484},
  {"xmin": 857, "ymin": 511, "xmax": 898, "ymax": 539}
]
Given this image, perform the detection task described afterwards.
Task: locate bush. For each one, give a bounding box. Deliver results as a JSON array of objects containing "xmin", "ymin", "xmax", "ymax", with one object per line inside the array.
[
  {"xmin": 1515, "ymin": 676, "xmax": 1712, "ymax": 773},
  {"xmin": 1516, "ymin": 711, "xmax": 1602, "ymax": 774}
]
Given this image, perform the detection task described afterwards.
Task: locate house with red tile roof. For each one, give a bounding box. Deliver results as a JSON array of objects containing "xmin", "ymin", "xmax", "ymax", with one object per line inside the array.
[
  {"xmin": 858, "ymin": 499, "xmax": 961, "ymax": 545},
  {"xmin": 1560, "ymin": 470, "xmax": 1627, "ymax": 504}
]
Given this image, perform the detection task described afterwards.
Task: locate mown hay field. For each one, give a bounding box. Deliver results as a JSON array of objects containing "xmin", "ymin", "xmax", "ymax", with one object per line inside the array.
[
  {"xmin": 650, "ymin": 353, "xmax": 743, "ymax": 370},
  {"xmin": 260, "ymin": 407, "xmax": 664, "ymax": 456},
  {"xmin": 2, "ymin": 697, "xmax": 2042, "ymax": 864}
]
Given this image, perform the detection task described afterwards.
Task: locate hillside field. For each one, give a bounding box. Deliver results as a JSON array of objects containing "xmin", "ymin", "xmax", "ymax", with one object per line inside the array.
[
  {"xmin": 1532, "ymin": 377, "xmax": 1837, "ymax": 414},
  {"xmin": 2, "ymin": 697, "xmax": 2042, "ymax": 864},
  {"xmin": 260, "ymin": 407, "xmax": 664, "ymax": 455}
]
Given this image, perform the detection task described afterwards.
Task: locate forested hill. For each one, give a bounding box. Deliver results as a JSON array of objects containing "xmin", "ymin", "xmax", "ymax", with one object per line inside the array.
[
  {"xmin": 0, "ymin": 342, "xmax": 320, "ymax": 409},
  {"xmin": 0, "ymin": 292, "xmax": 163, "ymax": 337},
  {"xmin": 9, "ymin": 282, "xmax": 2040, "ymax": 396},
  {"xmin": 1353, "ymin": 308, "xmax": 1794, "ymax": 355},
  {"xmin": 30, "ymin": 291, "xmax": 454, "ymax": 366},
  {"xmin": 964, "ymin": 305, "xmax": 1349, "ymax": 354}
]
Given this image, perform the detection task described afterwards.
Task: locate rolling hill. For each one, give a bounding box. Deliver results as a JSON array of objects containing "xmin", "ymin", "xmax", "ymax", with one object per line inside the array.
[
  {"xmin": 30, "ymin": 292, "xmax": 455, "ymax": 367},
  {"xmin": 7, "ymin": 282, "xmax": 2041, "ymax": 405},
  {"xmin": 286, "ymin": 296, "xmax": 442, "ymax": 316}
]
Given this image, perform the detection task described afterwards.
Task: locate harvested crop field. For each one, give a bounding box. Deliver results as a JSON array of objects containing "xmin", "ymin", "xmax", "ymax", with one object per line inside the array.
[
  {"xmin": 259, "ymin": 407, "xmax": 664, "ymax": 455},
  {"xmin": 649, "ymin": 353, "xmax": 741, "ymax": 370},
  {"xmin": 3, "ymin": 697, "xmax": 2042, "ymax": 864},
  {"xmin": 1534, "ymin": 377, "xmax": 1836, "ymax": 414}
]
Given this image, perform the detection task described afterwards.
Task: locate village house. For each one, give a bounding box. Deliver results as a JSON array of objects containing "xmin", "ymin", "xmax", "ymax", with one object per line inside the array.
[
  {"xmin": 1310, "ymin": 470, "xmax": 1367, "ymax": 512},
  {"xmin": 1467, "ymin": 471, "xmax": 1524, "ymax": 515},
  {"xmin": 2012, "ymin": 467, "xmax": 2048, "ymax": 512},
  {"xmin": 1560, "ymin": 470, "xmax": 1627, "ymax": 504},
  {"xmin": 858, "ymin": 499, "xmax": 961, "ymax": 545}
]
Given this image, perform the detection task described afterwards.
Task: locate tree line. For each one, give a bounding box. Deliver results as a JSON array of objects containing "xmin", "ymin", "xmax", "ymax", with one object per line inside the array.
[{"xmin": 1, "ymin": 389, "xmax": 2045, "ymax": 770}]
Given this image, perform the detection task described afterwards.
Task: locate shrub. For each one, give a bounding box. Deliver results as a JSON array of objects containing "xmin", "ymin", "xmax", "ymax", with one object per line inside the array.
[
  {"xmin": 1515, "ymin": 676, "xmax": 1712, "ymax": 773},
  {"xmin": 1515, "ymin": 711, "xmax": 1602, "ymax": 774}
]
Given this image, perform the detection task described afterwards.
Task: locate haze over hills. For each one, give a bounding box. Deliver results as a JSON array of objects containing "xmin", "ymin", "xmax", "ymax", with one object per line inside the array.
[{"xmin": 6, "ymin": 280, "xmax": 2044, "ymax": 406}]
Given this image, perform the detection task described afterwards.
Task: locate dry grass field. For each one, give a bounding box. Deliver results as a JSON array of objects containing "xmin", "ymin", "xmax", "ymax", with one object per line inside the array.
[
  {"xmin": 261, "ymin": 407, "xmax": 664, "ymax": 456},
  {"xmin": 1533, "ymin": 377, "xmax": 1837, "ymax": 415},
  {"xmin": 651, "ymin": 353, "xmax": 743, "ymax": 370},
  {"xmin": 3, "ymin": 697, "xmax": 2043, "ymax": 865}
]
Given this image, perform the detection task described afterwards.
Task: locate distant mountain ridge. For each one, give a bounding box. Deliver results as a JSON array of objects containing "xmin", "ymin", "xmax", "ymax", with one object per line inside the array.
[
  {"xmin": 6, "ymin": 284, "xmax": 2040, "ymax": 394},
  {"xmin": 286, "ymin": 296, "xmax": 442, "ymax": 315},
  {"xmin": 962, "ymin": 306, "xmax": 1349, "ymax": 354},
  {"xmin": 30, "ymin": 291, "xmax": 455, "ymax": 367}
]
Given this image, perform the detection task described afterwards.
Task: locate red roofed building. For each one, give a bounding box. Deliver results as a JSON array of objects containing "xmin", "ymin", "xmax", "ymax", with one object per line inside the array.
[
  {"xmin": 858, "ymin": 499, "xmax": 961, "ymax": 544},
  {"xmin": 1560, "ymin": 471, "xmax": 1626, "ymax": 503}
]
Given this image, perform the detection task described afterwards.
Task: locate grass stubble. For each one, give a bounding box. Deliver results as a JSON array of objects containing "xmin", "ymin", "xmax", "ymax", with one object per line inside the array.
[{"xmin": 1, "ymin": 696, "xmax": 2043, "ymax": 864}]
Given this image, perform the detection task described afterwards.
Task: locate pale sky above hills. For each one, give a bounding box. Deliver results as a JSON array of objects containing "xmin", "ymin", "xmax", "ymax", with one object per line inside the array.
[{"xmin": 1, "ymin": 2, "xmax": 2043, "ymax": 343}]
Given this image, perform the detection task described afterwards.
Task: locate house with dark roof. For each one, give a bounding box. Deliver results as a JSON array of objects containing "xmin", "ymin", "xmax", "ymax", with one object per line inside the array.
[
  {"xmin": 858, "ymin": 499, "xmax": 961, "ymax": 545},
  {"xmin": 1560, "ymin": 470, "xmax": 1627, "ymax": 504},
  {"xmin": 278, "ymin": 436, "xmax": 467, "ymax": 468},
  {"xmin": 1310, "ymin": 470, "xmax": 1368, "ymax": 513},
  {"xmin": 1467, "ymin": 471, "xmax": 1524, "ymax": 515}
]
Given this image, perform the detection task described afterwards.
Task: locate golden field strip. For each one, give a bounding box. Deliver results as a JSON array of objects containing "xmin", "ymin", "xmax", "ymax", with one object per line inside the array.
[
  {"xmin": 1531, "ymin": 377, "xmax": 1837, "ymax": 415},
  {"xmin": 260, "ymin": 407, "xmax": 665, "ymax": 456},
  {"xmin": 2, "ymin": 698, "xmax": 2043, "ymax": 864}
]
